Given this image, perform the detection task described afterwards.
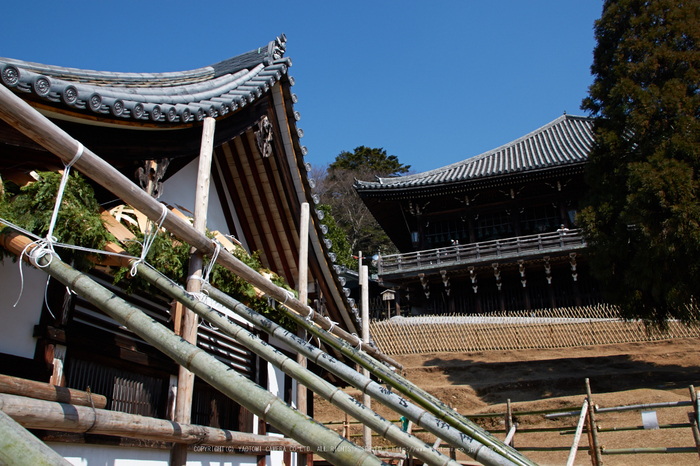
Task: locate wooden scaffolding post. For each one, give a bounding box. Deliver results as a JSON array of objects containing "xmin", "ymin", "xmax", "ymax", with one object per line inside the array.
[
  {"xmin": 171, "ymin": 117, "xmax": 216, "ymax": 466},
  {"xmin": 297, "ymin": 202, "xmax": 310, "ymax": 466},
  {"xmin": 585, "ymin": 378, "xmax": 602, "ymax": 466},
  {"xmin": 361, "ymin": 263, "xmax": 371, "ymax": 451}
]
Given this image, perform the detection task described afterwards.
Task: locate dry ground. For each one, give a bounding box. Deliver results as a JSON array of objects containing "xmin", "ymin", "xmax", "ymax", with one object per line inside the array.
[{"xmin": 313, "ymin": 338, "xmax": 700, "ymax": 466}]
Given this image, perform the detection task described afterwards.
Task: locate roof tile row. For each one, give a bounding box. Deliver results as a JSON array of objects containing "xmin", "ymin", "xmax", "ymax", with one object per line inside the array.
[
  {"xmin": 0, "ymin": 36, "xmax": 291, "ymax": 124},
  {"xmin": 355, "ymin": 114, "xmax": 594, "ymax": 191}
]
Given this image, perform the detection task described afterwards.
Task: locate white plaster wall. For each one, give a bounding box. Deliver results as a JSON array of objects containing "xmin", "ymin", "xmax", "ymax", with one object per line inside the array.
[
  {"xmin": 49, "ymin": 443, "xmax": 259, "ymax": 466},
  {"xmin": 0, "ymin": 259, "xmax": 46, "ymax": 358},
  {"xmin": 159, "ymin": 157, "xmax": 229, "ymax": 237}
]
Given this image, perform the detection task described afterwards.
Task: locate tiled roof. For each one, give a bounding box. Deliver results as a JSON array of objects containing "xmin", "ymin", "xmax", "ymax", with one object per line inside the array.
[
  {"xmin": 0, "ymin": 35, "xmax": 290, "ymax": 124},
  {"xmin": 355, "ymin": 114, "xmax": 594, "ymax": 191}
]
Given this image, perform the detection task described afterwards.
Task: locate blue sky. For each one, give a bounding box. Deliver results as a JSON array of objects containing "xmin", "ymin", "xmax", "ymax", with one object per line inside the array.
[{"xmin": 2, "ymin": 1, "xmax": 602, "ymax": 174}]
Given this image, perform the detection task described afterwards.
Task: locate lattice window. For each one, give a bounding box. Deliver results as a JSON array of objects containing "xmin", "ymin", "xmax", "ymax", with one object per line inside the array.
[
  {"xmin": 520, "ymin": 205, "xmax": 561, "ymax": 235},
  {"xmin": 65, "ymin": 358, "xmax": 164, "ymax": 418},
  {"xmin": 475, "ymin": 211, "xmax": 513, "ymax": 242}
]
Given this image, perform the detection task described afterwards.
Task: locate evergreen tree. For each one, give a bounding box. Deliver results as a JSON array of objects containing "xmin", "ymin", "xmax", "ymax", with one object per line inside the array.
[
  {"xmin": 329, "ymin": 146, "xmax": 411, "ymax": 176},
  {"xmin": 320, "ymin": 147, "xmax": 409, "ymax": 257},
  {"xmin": 580, "ymin": 0, "xmax": 700, "ymax": 325}
]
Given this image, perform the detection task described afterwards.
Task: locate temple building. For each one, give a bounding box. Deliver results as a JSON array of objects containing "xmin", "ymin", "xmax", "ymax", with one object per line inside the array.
[
  {"xmin": 355, "ymin": 114, "xmax": 604, "ymax": 315},
  {"xmin": 0, "ymin": 34, "xmax": 357, "ymax": 465}
]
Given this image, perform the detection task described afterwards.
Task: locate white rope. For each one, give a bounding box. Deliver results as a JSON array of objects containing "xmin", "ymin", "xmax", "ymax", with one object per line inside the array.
[
  {"xmin": 130, "ymin": 204, "xmax": 168, "ymax": 277},
  {"xmin": 326, "ymin": 317, "xmax": 337, "ymax": 334},
  {"xmin": 304, "ymin": 308, "xmax": 315, "ymax": 321},
  {"xmin": 10, "ymin": 144, "xmax": 84, "ymax": 310},
  {"xmin": 201, "ymin": 240, "xmax": 221, "ymax": 284},
  {"xmin": 281, "ymin": 289, "xmax": 295, "ymax": 304},
  {"xmin": 45, "ymin": 143, "xmax": 84, "ymax": 255},
  {"xmin": 351, "ymin": 332, "xmax": 363, "ymax": 350}
]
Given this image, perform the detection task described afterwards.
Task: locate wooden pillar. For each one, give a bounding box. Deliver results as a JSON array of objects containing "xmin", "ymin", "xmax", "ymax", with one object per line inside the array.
[
  {"xmin": 361, "ymin": 264, "xmax": 372, "ymax": 452},
  {"xmin": 296, "ymin": 203, "xmax": 311, "ymax": 466},
  {"xmin": 171, "ymin": 117, "xmax": 215, "ymax": 466}
]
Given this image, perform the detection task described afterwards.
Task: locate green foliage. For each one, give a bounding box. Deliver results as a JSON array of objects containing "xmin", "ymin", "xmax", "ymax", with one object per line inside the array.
[
  {"xmin": 320, "ymin": 146, "xmax": 406, "ymax": 257},
  {"xmin": 112, "ymin": 231, "xmax": 297, "ymax": 332},
  {"xmin": 329, "ymin": 146, "xmax": 410, "ymax": 177},
  {"xmin": 0, "ymin": 171, "xmax": 116, "ymax": 270},
  {"xmin": 0, "ymin": 171, "xmax": 295, "ymax": 331},
  {"xmin": 580, "ymin": 0, "xmax": 700, "ymax": 325},
  {"xmin": 316, "ymin": 204, "xmax": 356, "ymax": 269}
]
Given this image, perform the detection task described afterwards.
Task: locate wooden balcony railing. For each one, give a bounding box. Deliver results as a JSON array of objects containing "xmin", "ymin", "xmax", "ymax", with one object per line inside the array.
[{"xmin": 378, "ymin": 229, "xmax": 587, "ymax": 276}]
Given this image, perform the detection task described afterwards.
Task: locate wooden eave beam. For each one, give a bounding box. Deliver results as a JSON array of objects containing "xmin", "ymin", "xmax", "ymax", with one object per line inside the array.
[
  {"xmin": 226, "ymin": 137, "xmax": 276, "ymax": 267},
  {"xmin": 214, "ymin": 146, "xmax": 255, "ymax": 249},
  {"xmin": 239, "ymin": 130, "xmax": 294, "ymax": 286}
]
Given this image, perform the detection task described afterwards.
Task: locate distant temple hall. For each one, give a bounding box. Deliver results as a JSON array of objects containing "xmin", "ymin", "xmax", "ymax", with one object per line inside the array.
[{"xmin": 355, "ymin": 114, "xmax": 604, "ymax": 315}]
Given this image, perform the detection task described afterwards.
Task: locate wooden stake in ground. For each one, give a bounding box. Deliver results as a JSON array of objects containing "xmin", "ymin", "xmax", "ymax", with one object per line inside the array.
[
  {"xmin": 689, "ymin": 385, "xmax": 700, "ymax": 459},
  {"xmin": 171, "ymin": 116, "xmax": 215, "ymax": 466},
  {"xmin": 585, "ymin": 378, "xmax": 602, "ymax": 466}
]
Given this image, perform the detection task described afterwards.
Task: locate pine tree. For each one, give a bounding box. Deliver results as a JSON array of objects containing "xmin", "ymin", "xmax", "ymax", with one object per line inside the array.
[{"xmin": 580, "ymin": 0, "xmax": 700, "ymax": 325}]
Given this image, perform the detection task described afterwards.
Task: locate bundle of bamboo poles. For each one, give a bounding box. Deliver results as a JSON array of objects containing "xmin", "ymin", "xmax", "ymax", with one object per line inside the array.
[
  {"xmin": 0, "ymin": 233, "xmax": 383, "ymax": 466},
  {"xmin": 0, "ymin": 83, "xmax": 534, "ymax": 466}
]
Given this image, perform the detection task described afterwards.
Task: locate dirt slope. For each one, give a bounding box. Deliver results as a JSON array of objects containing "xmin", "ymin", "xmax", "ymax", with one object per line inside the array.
[{"xmin": 313, "ymin": 338, "xmax": 700, "ymax": 466}]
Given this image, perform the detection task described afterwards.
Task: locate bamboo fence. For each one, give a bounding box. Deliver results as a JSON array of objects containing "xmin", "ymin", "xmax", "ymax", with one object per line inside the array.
[{"xmin": 369, "ymin": 304, "xmax": 700, "ymax": 355}]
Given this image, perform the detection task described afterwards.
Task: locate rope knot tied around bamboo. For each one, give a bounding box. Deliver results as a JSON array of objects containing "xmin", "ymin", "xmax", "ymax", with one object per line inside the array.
[
  {"xmin": 304, "ymin": 308, "xmax": 315, "ymax": 321},
  {"xmin": 129, "ymin": 204, "xmax": 168, "ymax": 278},
  {"xmin": 12, "ymin": 142, "xmax": 85, "ymax": 309}
]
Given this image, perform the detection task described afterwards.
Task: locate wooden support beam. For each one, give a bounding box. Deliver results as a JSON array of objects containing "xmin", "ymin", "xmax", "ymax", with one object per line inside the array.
[
  {"xmin": 361, "ymin": 263, "xmax": 371, "ymax": 452},
  {"xmin": 0, "ymin": 393, "xmax": 305, "ymax": 450},
  {"xmin": 0, "ymin": 373, "xmax": 106, "ymax": 409},
  {"xmin": 297, "ymin": 202, "xmax": 310, "ymax": 466},
  {"xmin": 172, "ymin": 116, "xmax": 215, "ymax": 466}
]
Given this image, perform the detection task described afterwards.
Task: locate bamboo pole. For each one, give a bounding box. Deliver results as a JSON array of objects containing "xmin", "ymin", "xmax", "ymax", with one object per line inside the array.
[
  {"xmin": 2, "ymin": 245, "xmax": 382, "ymax": 466},
  {"xmin": 505, "ymin": 399, "xmax": 514, "ymax": 447},
  {"xmin": 274, "ymin": 301, "xmax": 538, "ymax": 466},
  {"xmin": 566, "ymin": 399, "xmax": 589, "ymax": 466},
  {"xmin": 0, "ymin": 393, "xmax": 305, "ymax": 450},
  {"xmin": 172, "ymin": 115, "xmax": 216, "ymax": 466},
  {"xmin": 200, "ymin": 282, "xmax": 523, "ymax": 466},
  {"xmin": 0, "ymin": 83, "xmax": 401, "ymax": 372},
  {"xmin": 0, "ymin": 409, "xmax": 73, "ymax": 466},
  {"xmin": 135, "ymin": 262, "xmax": 463, "ymax": 466},
  {"xmin": 601, "ymin": 447, "xmax": 698, "ymax": 455},
  {"xmin": 0, "ymin": 373, "xmax": 106, "ymax": 409}
]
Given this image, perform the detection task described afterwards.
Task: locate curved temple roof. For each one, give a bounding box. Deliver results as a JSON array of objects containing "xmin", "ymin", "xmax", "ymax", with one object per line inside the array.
[
  {"xmin": 355, "ymin": 114, "xmax": 594, "ymax": 192},
  {"xmin": 0, "ymin": 34, "xmax": 366, "ymax": 335},
  {"xmin": 0, "ymin": 35, "xmax": 290, "ymax": 125}
]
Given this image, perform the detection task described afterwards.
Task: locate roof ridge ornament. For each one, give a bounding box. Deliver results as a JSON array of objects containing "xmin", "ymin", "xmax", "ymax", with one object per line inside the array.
[{"xmin": 265, "ymin": 34, "xmax": 287, "ymax": 65}]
